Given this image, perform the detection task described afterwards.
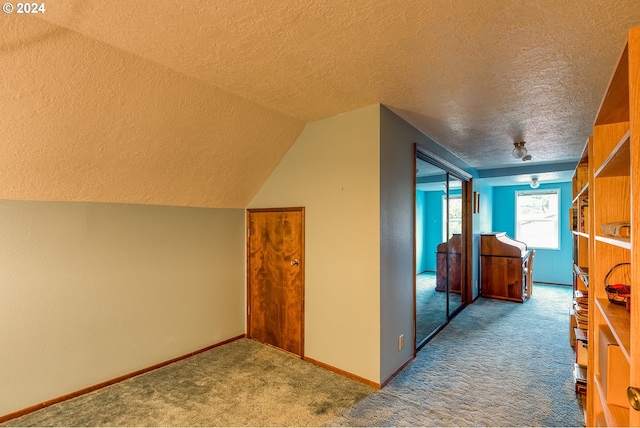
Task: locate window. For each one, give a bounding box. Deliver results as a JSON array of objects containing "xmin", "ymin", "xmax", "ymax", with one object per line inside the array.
[
  {"xmin": 442, "ymin": 195, "xmax": 462, "ymax": 241},
  {"xmin": 516, "ymin": 189, "xmax": 560, "ymax": 249}
]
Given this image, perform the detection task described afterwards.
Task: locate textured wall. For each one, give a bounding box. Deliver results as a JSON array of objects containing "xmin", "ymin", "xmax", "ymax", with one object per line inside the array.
[
  {"xmin": 0, "ymin": 201, "xmax": 245, "ymax": 415},
  {"xmin": 1, "ymin": 16, "xmax": 303, "ymax": 208},
  {"xmin": 249, "ymin": 105, "xmax": 381, "ymax": 383}
]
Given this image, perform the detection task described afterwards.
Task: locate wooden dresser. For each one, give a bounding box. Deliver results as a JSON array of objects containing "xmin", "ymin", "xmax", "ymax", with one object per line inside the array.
[{"xmin": 480, "ymin": 233, "xmax": 529, "ymax": 303}]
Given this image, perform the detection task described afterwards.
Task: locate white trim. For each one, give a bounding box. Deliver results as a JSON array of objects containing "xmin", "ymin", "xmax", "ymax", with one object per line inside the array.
[{"xmin": 515, "ymin": 188, "xmax": 561, "ymax": 250}]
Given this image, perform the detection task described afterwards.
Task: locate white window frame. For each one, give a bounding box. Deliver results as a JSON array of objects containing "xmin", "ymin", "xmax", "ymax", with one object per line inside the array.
[
  {"xmin": 515, "ymin": 189, "xmax": 560, "ymax": 250},
  {"xmin": 442, "ymin": 194, "xmax": 463, "ymax": 242}
]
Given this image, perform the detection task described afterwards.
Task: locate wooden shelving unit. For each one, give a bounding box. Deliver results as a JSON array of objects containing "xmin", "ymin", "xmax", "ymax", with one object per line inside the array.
[
  {"xmin": 571, "ymin": 139, "xmax": 590, "ymax": 399},
  {"xmin": 583, "ymin": 26, "xmax": 640, "ymax": 427}
]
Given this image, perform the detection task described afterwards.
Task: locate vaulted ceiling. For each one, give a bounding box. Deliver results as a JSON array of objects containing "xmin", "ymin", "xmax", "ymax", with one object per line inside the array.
[{"xmin": 2, "ymin": 1, "xmax": 640, "ymax": 207}]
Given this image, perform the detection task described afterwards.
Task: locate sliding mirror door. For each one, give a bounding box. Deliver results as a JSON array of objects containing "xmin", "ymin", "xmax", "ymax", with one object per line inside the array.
[
  {"xmin": 447, "ymin": 175, "xmax": 464, "ymax": 316},
  {"xmin": 415, "ymin": 161, "xmax": 448, "ymax": 347},
  {"xmin": 415, "ymin": 145, "xmax": 471, "ymax": 350}
]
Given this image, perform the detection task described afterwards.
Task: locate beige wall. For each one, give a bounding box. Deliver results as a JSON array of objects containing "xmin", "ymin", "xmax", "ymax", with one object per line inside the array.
[
  {"xmin": 249, "ymin": 105, "xmax": 381, "ymax": 383},
  {"xmin": 0, "ymin": 200, "xmax": 245, "ymax": 415}
]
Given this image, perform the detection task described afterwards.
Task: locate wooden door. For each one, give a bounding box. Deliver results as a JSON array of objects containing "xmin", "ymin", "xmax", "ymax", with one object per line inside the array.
[{"xmin": 247, "ymin": 208, "xmax": 304, "ymax": 356}]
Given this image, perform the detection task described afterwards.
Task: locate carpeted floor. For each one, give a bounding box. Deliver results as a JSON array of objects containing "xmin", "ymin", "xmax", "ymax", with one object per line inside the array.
[
  {"xmin": 2, "ymin": 339, "xmax": 373, "ymax": 427},
  {"xmin": 416, "ymin": 272, "xmax": 462, "ymax": 344},
  {"xmin": 2, "ymin": 284, "xmax": 583, "ymax": 427},
  {"xmin": 329, "ymin": 283, "xmax": 584, "ymax": 427}
]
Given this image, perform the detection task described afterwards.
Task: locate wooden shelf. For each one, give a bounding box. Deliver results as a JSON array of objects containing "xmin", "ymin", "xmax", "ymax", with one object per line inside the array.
[
  {"xmin": 573, "ymin": 231, "xmax": 589, "ymax": 239},
  {"xmin": 573, "ymin": 142, "xmax": 589, "ymax": 199},
  {"xmin": 575, "ymin": 327, "xmax": 588, "ymax": 343},
  {"xmin": 574, "ymin": 264, "xmax": 589, "ymax": 277},
  {"xmin": 572, "ymin": 182, "xmax": 590, "ymax": 203},
  {"xmin": 594, "ymin": 235, "xmax": 631, "ymax": 250},
  {"xmin": 578, "ymin": 276, "xmax": 589, "ymax": 289},
  {"xmin": 594, "ymin": 130, "xmax": 631, "ymax": 178},
  {"xmin": 594, "ymin": 374, "xmax": 630, "ymax": 427},
  {"xmin": 595, "ymin": 298, "xmax": 631, "ymax": 363},
  {"xmin": 594, "ymin": 44, "xmax": 629, "ymax": 126},
  {"xmin": 583, "ymin": 26, "xmax": 639, "ymax": 427}
]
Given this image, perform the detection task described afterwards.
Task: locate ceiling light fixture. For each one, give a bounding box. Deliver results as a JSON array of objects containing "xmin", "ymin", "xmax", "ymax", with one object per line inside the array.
[
  {"xmin": 512, "ymin": 141, "xmax": 528, "ymax": 159},
  {"xmin": 530, "ymin": 177, "xmax": 540, "ymax": 189}
]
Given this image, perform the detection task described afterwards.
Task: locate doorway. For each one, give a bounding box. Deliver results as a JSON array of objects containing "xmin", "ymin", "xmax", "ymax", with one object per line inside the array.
[
  {"xmin": 415, "ymin": 145, "xmax": 471, "ymax": 350},
  {"xmin": 246, "ymin": 207, "xmax": 305, "ymax": 356}
]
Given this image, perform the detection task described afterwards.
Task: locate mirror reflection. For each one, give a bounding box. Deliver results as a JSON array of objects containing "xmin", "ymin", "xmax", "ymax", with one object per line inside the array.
[
  {"xmin": 447, "ymin": 175, "xmax": 464, "ymax": 316},
  {"xmin": 415, "ymin": 160, "xmax": 447, "ymax": 347},
  {"xmin": 415, "ymin": 156, "xmax": 467, "ymax": 349}
]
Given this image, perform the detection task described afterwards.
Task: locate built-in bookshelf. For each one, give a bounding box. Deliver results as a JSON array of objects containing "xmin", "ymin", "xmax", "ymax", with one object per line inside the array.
[
  {"xmin": 572, "ymin": 142, "xmax": 590, "ymax": 236},
  {"xmin": 571, "ymin": 139, "xmax": 590, "ymax": 401},
  {"xmin": 583, "ymin": 26, "xmax": 640, "ymax": 427}
]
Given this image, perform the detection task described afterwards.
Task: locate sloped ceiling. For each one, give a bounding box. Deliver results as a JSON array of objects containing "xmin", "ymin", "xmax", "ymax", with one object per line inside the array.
[
  {"xmin": 1, "ymin": 14, "xmax": 304, "ymax": 208},
  {"xmin": 2, "ymin": 1, "xmax": 640, "ymax": 207}
]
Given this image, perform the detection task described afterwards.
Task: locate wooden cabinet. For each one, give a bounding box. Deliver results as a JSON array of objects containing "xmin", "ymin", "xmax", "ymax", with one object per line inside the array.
[
  {"xmin": 480, "ymin": 233, "xmax": 529, "ymax": 303},
  {"xmin": 435, "ymin": 234, "xmax": 462, "ymax": 294},
  {"xmin": 584, "ymin": 26, "xmax": 640, "ymax": 427}
]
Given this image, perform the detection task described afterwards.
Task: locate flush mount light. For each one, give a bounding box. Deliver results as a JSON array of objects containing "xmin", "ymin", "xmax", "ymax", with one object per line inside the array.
[
  {"xmin": 530, "ymin": 177, "xmax": 540, "ymax": 189},
  {"xmin": 512, "ymin": 141, "xmax": 528, "ymax": 159}
]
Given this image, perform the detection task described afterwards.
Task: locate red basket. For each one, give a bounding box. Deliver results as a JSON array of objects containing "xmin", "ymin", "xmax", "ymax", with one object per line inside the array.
[{"xmin": 604, "ymin": 262, "xmax": 631, "ymax": 306}]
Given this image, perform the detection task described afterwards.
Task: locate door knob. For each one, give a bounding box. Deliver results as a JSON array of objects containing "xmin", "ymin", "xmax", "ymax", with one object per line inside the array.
[
  {"xmin": 628, "ymin": 387, "xmax": 640, "ymax": 411},
  {"xmin": 290, "ymin": 259, "xmax": 300, "ymax": 266}
]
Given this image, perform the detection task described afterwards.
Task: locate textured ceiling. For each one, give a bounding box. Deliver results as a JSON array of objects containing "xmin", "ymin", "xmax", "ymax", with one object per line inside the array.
[
  {"xmin": 38, "ymin": 0, "xmax": 640, "ymax": 168},
  {"xmin": 2, "ymin": 1, "xmax": 640, "ymax": 207}
]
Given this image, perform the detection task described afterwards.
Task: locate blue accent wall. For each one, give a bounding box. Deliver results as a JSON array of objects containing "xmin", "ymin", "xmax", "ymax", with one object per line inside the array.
[
  {"xmin": 416, "ymin": 187, "xmax": 463, "ymax": 274},
  {"xmin": 492, "ymin": 182, "xmax": 573, "ymax": 285},
  {"xmin": 416, "ymin": 190, "xmax": 427, "ymax": 272},
  {"xmin": 472, "ymin": 180, "xmax": 494, "ymax": 298},
  {"xmin": 416, "ymin": 190, "xmax": 445, "ymax": 273},
  {"xmin": 424, "ymin": 191, "xmax": 441, "ymax": 271}
]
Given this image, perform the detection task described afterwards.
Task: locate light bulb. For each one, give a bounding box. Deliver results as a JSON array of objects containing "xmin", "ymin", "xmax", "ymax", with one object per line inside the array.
[
  {"xmin": 512, "ymin": 141, "xmax": 527, "ymax": 159},
  {"xmin": 530, "ymin": 178, "xmax": 540, "ymax": 189}
]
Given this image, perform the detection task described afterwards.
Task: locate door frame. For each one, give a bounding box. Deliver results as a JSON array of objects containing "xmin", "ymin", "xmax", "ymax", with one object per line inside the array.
[{"xmin": 246, "ymin": 207, "xmax": 305, "ymax": 357}]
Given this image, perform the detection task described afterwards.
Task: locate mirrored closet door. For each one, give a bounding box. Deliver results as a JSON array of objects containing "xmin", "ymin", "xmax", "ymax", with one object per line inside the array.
[
  {"xmin": 447, "ymin": 174, "xmax": 464, "ymax": 317},
  {"xmin": 415, "ymin": 145, "xmax": 471, "ymax": 350}
]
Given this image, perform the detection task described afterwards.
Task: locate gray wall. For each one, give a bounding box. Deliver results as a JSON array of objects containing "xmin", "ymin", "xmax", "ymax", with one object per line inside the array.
[
  {"xmin": 379, "ymin": 106, "xmax": 477, "ymax": 381},
  {"xmin": 0, "ymin": 200, "xmax": 245, "ymax": 415}
]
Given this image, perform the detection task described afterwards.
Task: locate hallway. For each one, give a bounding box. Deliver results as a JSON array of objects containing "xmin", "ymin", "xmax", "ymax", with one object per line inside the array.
[{"xmin": 330, "ymin": 283, "xmax": 583, "ymax": 426}]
